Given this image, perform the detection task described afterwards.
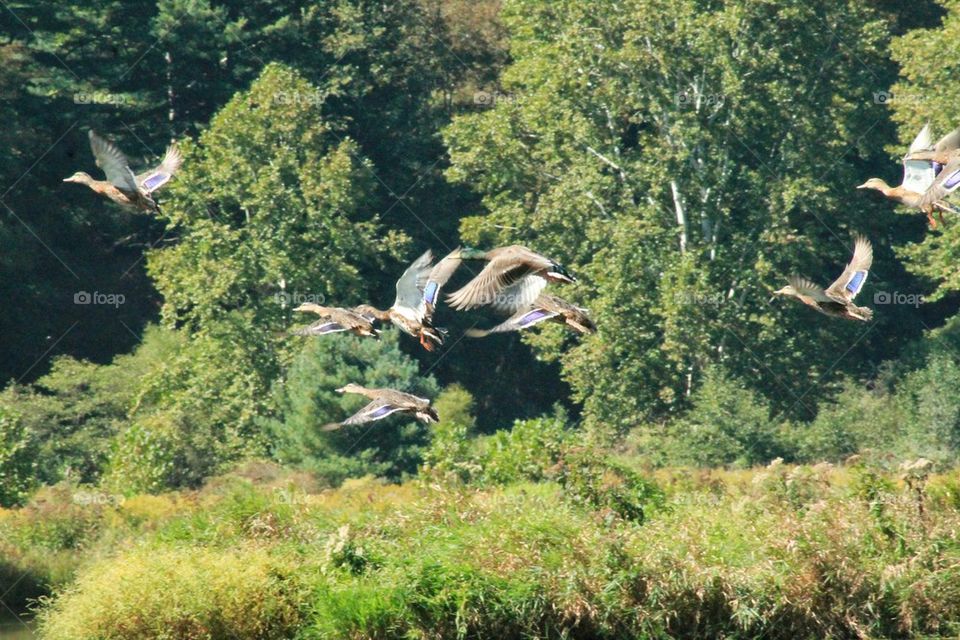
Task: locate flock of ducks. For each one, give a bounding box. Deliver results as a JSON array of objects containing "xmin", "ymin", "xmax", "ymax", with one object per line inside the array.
[
  {"xmin": 63, "ymin": 122, "xmax": 957, "ymax": 428},
  {"xmin": 293, "ymin": 245, "xmax": 588, "ymax": 428},
  {"xmin": 774, "ymin": 122, "xmax": 960, "ymax": 321}
]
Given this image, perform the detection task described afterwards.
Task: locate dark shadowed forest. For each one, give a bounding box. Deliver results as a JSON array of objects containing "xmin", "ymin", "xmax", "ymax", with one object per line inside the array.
[{"xmin": 3, "ymin": 1, "xmax": 960, "ymax": 638}]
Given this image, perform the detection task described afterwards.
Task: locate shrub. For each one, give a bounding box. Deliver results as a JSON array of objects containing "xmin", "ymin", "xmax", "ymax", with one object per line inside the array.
[
  {"xmin": 38, "ymin": 546, "xmax": 309, "ymax": 640},
  {"xmin": 662, "ymin": 366, "xmax": 786, "ymax": 468}
]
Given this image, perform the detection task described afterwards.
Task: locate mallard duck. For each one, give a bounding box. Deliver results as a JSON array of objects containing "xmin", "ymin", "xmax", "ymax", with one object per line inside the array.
[
  {"xmin": 322, "ymin": 383, "xmax": 439, "ymax": 431},
  {"xmin": 466, "ymin": 293, "xmax": 595, "ymax": 337},
  {"xmin": 291, "ymin": 303, "xmax": 379, "ymax": 339},
  {"xmin": 904, "ymin": 125, "xmax": 960, "ymax": 224},
  {"xmin": 859, "ymin": 124, "xmax": 960, "ymax": 227},
  {"xmin": 63, "ymin": 130, "xmax": 182, "ymax": 213},
  {"xmin": 446, "ymin": 245, "xmax": 575, "ymax": 311},
  {"xmin": 356, "ymin": 249, "xmax": 464, "ymax": 352},
  {"xmin": 772, "ymin": 234, "xmax": 873, "ymax": 322}
]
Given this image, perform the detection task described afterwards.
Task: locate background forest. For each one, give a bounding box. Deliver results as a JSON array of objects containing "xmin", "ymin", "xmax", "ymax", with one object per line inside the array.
[{"xmin": 3, "ymin": 1, "xmax": 960, "ymax": 638}]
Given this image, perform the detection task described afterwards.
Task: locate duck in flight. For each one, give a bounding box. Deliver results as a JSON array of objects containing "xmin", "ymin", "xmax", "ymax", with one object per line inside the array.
[
  {"xmin": 466, "ymin": 293, "xmax": 595, "ymax": 338},
  {"xmin": 858, "ymin": 124, "xmax": 960, "ymax": 227},
  {"xmin": 291, "ymin": 303, "xmax": 380, "ymax": 339},
  {"xmin": 446, "ymin": 245, "xmax": 575, "ymax": 312},
  {"xmin": 322, "ymin": 384, "xmax": 439, "ymax": 431},
  {"xmin": 64, "ymin": 130, "xmax": 182, "ymax": 214},
  {"xmin": 356, "ymin": 248, "xmax": 463, "ymax": 351},
  {"xmin": 772, "ymin": 234, "xmax": 874, "ymax": 322}
]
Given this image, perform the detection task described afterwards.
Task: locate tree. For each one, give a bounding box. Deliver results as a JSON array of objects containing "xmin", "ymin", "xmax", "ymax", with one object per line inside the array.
[
  {"xmin": 266, "ymin": 330, "xmax": 439, "ymax": 484},
  {"xmin": 444, "ymin": 0, "xmax": 915, "ymax": 433}
]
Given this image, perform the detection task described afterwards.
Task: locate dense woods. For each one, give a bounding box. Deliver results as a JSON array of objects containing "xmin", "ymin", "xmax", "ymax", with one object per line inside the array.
[{"xmin": 2, "ymin": 1, "xmax": 960, "ymax": 637}]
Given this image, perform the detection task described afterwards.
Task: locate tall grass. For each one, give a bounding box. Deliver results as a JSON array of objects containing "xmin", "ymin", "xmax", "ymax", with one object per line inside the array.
[{"xmin": 4, "ymin": 462, "xmax": 958, "ymax": 639}]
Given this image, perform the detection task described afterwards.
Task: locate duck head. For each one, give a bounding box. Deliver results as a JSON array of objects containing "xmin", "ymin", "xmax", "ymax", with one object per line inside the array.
[
  {"xmin": 294, "ymin": 302, "xmax": 324, "ymax": 314},
  {"xmin": 336, "ymin": 383, "xmax": 367, "ymax": 395},
  {"xmin": 63, "ymin": 171, "xmax": 93, "ymax": 185},
  {"xmin": 770, "ymin": 285, "xmax": 797, "ymax": 303},
  {"xmin": 856, "ymin": 178, "xmax": 890, "ymax": 192}
]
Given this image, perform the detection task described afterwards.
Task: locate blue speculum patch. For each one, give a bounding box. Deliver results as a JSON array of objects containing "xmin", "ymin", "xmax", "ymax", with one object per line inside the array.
[
  {"xmin": 846, "ymin": 271, "xmax": 866, "ymax": 294},
  {"xmin": 141, "ymin": 173, "xmax": 166, "ymax": 190},
  {"xmin": 369, "ymin": 405, "xmax": 395, "ymax": 418},
  {"xmin": 944, "ymin": 170, "xmax": 960, "ymax": 190},
  {"xmin": 519, "ymin": 309, "xmax": 550, "ymax": 327},
  {"xmin": 423, "ymin": 281, "xmax": 439, "ymax": 304}
]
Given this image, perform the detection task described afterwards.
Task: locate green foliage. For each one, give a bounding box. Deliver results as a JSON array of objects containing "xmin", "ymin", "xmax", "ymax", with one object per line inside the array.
[
  {"xmin": 791, "ymin": 348, "xmax": 960, "ymax": 464},
  {"xmin": 632, "ymin": 366, "xmax": 786, "ymax": 468},
  {"xmin": 0, "ymin": 402, "xmax": 37, "ymax": 507},
  {"xmin": 443, "ymin": 0, "xmax": 914, "ymax": 432},
  {"xmin": 19, "ymin": 465, "xmax": 960, "ymax": 639},
  {"xmin": 148, "ymin": 62, "xmax": 405, "ymax": 331},
  {"xmin": 478, "ymin": 409, "xmax": 571, "ymax": 484},
  {"xmin": 421, "ymin": 384, "xmax": 479, "ymax": 482},
  {"xmin": 266, "ymin": 330, "xmax": 439, "ymax": 485},
  {"xmin": 889, "ymin": 0, "xmax": 960, "ymax": 300},
  {"xmin": 548, "ymin": 447, "xmax": 664, "ymax": 523},
  {"xmin": 38, "ymin": 546, "xmax": 307, "ymax": 640}
]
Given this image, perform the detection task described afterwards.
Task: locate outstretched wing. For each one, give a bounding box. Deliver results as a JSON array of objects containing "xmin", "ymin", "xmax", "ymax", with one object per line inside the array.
[
  {"xmin": 825, "ymin": 235, "xmax": 873, "ymax": 301},
  {"xmin": 137, "ymin": 144, "xmax": 182, "ymax": 193},
  {"xmin": 340, "ymin": 400, "xmax": 406, "ymax": 427},
  {"xmin": 490, "ymin": 275, "xmax": 548, "ymax": 313},
  {"xmin": 291, "ymin": 320, "xmax": 348, "ymax": 337},
  {"xmin": 88, "ymin": 130, "xmax": 139, "ymax": 193},
  {"xmin": 466, "ymin": 306, "xmax": 560, "ymax": 338},
  {"xmin": 421, "ymin": 249, "xmax": 465, "ymax": 321},
  {"xmin": 935, "ymin": 126, "xmax": 960, "ymax": 153},
  {"xmin": 393, "ymin": 250, "xmax": 433, "ymax": 314},
  {"xmin": 787, "ymin": 276, "xmax": 832, "ymax": 303},
  {"xmin": 920, "ymin": 157, "xmax": 960, "ymax": 209},
  {"xmin": 907, "ymin": 123, "xmax": 933, "ymax": 154},
  {"xmin": 902, "ymin": 159, "xmax": 937, "ymax": 194},
  {"xmin": 446, "ymin": 256, "xmax": 542, "ymax": 311}
]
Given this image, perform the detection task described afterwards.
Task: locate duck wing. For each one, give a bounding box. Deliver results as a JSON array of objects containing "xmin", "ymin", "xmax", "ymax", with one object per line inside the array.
[
  {"xmin": 490, "ymin": 275, "xmax": 548, "ymax": 313},
  {"xmin": 291, "ymin": 320, "xmax": 350, "ymax": 336},
  {"xmin": 919, "ymin": 156, "xmax": 960, "ymax": 210},
  {"xmin": 935, "ymin": 126, "xmax": 960, "ymax": 153},
  {"xmin": 446, "ymin": 254, "xmax": 545, "ymax": 311},
  {"xmin": 393, "ymin": 249, "xmax": 434, "ymax": 317},
  {"xmin": 825, "ymin": 235, "xmax": 872, "ymax": 302},
  {"xmin": 907, "ymin": 124, "xmax": 933, "ymax": 154},
  {"xmin": 787, "ymin": 276, "xmax": 832, "ymax": 304},
  {"xmin": 88, "ymin": 130, "xmax": 140, "ymax": 194},
  {"xmin": 322, "ymin": 399, "xmax": 407, "ymax": 430},
  {"xmin": 902, "ymin": 159, "xmax": 937, "ymax": 194},
  {"xmin": 420, "ymin": 248, "xmax": 465, "ymax": 321},
  {"xmin": 466, "ymin": 305, "xmax": 560, "ymax": 338},
  {"xmin": 137, "ymin": 143, "xmax": 182, "ymax": 193}
]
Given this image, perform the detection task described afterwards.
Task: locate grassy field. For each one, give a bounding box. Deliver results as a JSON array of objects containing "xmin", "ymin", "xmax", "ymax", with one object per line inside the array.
[{"xmin": 2, "ymin": 458, "xmax": 959, "ymax": 639}]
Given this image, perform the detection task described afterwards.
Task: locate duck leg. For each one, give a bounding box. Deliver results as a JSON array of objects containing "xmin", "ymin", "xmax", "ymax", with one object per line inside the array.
[{"xmin": 419, "ymin": 332, "xmax": 435, "ymax": 352}]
